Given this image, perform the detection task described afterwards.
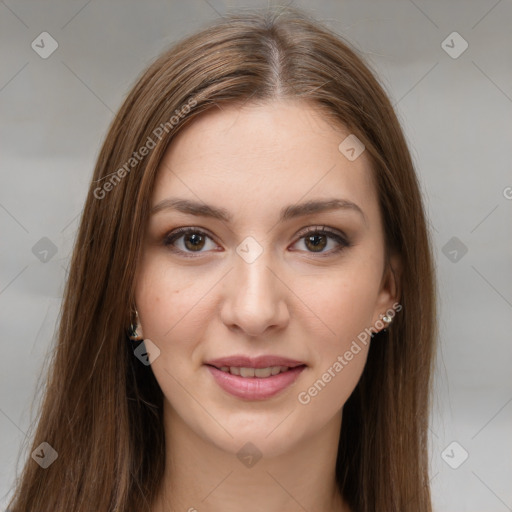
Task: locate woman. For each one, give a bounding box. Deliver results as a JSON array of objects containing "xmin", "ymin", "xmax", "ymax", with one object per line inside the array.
[{"xmin": 7, "ymin": 6, "xmax": 437, "ymax": 511}]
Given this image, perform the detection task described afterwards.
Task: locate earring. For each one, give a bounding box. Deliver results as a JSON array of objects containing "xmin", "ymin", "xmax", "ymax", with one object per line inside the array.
[
  {"xmin": 128, "ymin": 309, "xmax": 143, "ymax": 341},
  {"xmin": 377, "ymin": 314, "xmax": 393, "ymax": 335},
  {"xmin": 371, "ymin": 313, "xmax": 395, "ymax": 338}
]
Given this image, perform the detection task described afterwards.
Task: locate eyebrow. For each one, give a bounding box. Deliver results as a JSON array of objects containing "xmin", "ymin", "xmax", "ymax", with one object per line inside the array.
[{"xmin": 151, "ymin": 197, "xmax": 367, "ymax": 224}]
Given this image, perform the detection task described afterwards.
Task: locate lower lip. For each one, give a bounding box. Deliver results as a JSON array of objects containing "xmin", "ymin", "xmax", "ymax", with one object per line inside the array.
[{"xmin": 205, "ymin": 365, "xmax": 306, "ymax": 400}]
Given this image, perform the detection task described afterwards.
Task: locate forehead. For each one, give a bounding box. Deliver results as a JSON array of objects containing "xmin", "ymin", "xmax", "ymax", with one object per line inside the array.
[{"xmin": 152, "ymin": 99, "xmax": 379, "ymax": 226}]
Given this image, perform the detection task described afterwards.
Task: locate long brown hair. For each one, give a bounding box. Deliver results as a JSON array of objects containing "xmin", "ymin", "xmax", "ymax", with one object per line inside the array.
[{"xmin": 6, "ymin": 6, "xmax": 437, "ymax": 511}]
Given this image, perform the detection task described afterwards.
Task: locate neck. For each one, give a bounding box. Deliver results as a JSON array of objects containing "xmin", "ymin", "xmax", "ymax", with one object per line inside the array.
[{"xmin": 152, "ymin": 401, "xmax": 351, "ymax": 512}]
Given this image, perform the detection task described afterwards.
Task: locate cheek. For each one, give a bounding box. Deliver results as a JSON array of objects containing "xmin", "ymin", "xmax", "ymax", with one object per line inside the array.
[
  {"xmin": 293, "ymin": 259, "xmax": 381, "ymax": 412},
  {"xmin": 297, "ymin": 346, "xmax": 369, "ymax": 427},
  {"xmin": 303, "ymin": 257, "xmax": 382, "ymax": 349},
  {"xmin": 135, "ymin": 258, "xmax": 213, "ymax": 409},
  {"xmin": 135, "ymin": 253, "xmax": 212, "ymax": 350},
  {"xmin": 295, "ymin": 283, "xmax": 373, "ymax": 422}
]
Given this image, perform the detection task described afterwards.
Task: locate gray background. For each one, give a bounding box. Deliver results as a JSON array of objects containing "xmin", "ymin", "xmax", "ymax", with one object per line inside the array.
[{"xmin": 1, "ymin": 1, "xmax": 511, "ymax": 510}]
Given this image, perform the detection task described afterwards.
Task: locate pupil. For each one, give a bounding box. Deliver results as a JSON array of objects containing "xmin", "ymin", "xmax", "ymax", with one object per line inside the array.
[
  {"xmin": 186, "ymin": 233, "xmax": 204, "ymax": 250},
  {"xmin": 307, "ymin": 234, "xmax": 326, "ymax": 252}
]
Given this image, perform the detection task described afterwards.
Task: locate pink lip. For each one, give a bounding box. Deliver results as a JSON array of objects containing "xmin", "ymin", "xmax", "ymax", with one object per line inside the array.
[
  {"xmin": 205, "ymin": 364, "xmax": 306, "ymax": 400},
  {"xmin": 205, "ymin": 355, "xmax": 305, "ymax": 369}
]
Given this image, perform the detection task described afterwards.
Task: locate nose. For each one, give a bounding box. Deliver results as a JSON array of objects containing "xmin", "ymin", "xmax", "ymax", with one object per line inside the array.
[{"xmin": 220, "ymin": 248, "xmax": 290, "ymax": 337}]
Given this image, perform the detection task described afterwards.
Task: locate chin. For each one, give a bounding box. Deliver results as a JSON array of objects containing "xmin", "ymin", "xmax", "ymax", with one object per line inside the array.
[{"xmin": 198, "ymin": 411, "xmax": 312, "ymax": 459}]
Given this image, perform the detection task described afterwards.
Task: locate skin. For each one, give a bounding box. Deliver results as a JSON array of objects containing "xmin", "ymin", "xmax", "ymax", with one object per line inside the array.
[{"xmin": 135, "ymin": 98, "xmax": 400, "ymax": 512}]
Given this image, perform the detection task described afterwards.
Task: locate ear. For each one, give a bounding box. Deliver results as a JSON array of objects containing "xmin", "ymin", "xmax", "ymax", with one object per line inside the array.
[
  {"xmin": 129, "ymin": 309, "xmax": 144, "ymax": 340},
  {"xmin": 371, "ymin": 253, "xmax": 401, "ymax": 330},
  {"xmin": 136, "ymin": 318, "xmax": 144, "ymax": 339}
]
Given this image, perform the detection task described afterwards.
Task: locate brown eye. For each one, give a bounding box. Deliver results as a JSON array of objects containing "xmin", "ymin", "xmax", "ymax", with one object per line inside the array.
[
  {"xmin": 304, "ymin": 233, "xmax": 328, "ymax": 252},
  {"xmin": 164, "ymin": 228, "xmax": 217, "ymax": 256},
  {"xmin": 183, "ymin": 232, "xmax": 206, "ymax": 251},
  {"xmin": 292, "ymin": 227, "xmax": 350, "ymax": 256}
]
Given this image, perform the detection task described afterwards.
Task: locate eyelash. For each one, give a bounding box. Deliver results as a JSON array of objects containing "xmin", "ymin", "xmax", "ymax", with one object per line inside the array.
[{"xmin": 163, "ymin": 226, "xmax": 350, "ymax": 258}]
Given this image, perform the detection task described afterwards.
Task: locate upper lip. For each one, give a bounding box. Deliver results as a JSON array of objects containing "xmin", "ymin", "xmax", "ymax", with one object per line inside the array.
[{"xmin": 205, "ymin": 355, "xmax": 306, "ymax": 369}]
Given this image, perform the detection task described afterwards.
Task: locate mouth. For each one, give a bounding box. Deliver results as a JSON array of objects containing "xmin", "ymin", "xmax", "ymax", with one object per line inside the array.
[
  {"xmin": 209, "ymin": 365, "xmax": 299, "ymax": 378},
  {"xmin": 204, "ymin": 355, "xmax": 307, "ymax": 400}
]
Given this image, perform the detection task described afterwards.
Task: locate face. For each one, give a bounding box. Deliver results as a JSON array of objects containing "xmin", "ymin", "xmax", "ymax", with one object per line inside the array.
[{"xmin": 134, "ymin": 98, "xmax": 399, "ymax": 457}]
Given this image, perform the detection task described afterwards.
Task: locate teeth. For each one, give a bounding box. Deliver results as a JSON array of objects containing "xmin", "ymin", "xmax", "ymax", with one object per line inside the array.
[
  {"xmin": 240, "ymin": 367, "xmax": 255, "ymax": 378},
  {"xmin": 254, "ymin": 367, "xmax": 272, "ymax": 378},
  {"xmin": 218, "ymin": 366, "xmax": 290, "ymax": 377}
]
